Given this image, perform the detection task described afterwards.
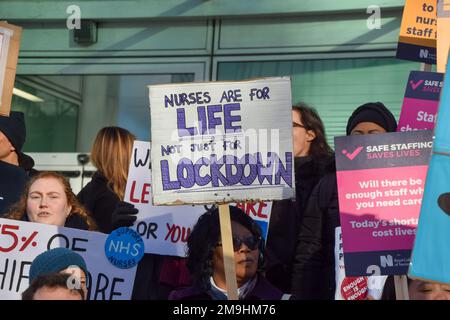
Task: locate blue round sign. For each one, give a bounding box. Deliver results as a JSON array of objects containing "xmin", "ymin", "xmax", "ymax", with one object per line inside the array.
[{"xmin": 104, "ymin": 227, "xmax": 144, "ymax": 269}]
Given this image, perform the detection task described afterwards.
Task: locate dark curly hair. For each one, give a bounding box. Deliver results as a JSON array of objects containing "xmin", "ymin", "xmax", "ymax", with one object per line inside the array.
[{"xmin": 186, "ymin": 206, "xmax": 263, "ymax": 291}]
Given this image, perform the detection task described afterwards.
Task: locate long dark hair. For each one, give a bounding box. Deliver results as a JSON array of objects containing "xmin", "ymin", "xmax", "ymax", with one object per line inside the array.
[
  {"xmin": 186, "ymin": 206, "xmax": 263, "ymax": 291},
  {"xmin": 292, "ymin": 102, "xmax": 333, "ymax": 160}
]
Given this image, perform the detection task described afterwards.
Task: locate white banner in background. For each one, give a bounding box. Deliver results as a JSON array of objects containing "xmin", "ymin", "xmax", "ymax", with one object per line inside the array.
[
  {"xmin": 0, "ymin": 218, "xmax": 136, "ymax": 300},
  {"xmin": 125, "ymin": 141, "xmax": 273, "ymax": 256}
]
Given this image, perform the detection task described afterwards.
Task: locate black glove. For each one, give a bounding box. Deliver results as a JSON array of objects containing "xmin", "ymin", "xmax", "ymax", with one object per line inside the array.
[{"xmin": 111, "ymin": 201, "xmax": 138, "ymax": 230}]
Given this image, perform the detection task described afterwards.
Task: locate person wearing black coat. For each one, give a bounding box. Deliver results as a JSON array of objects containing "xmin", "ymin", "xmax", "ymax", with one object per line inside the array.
[
  {"xmin": 170, "ymin": 206, "xmax": 289, "ymax": 300},
  {"xmin": 0, "ymin": 112, "xmax": 30, "ymax": 215},
  {"xmin": 78, "ymin": 126, "xmax": 190, "ymax": 300},
  {"xmin": 77, "ymin": 127, "xmax": 137, "ymax": 234},
  {"xmin": 291, "ymin": 102, "xmax": 398, "ymax": 299},
  {"xmin": 265, "ymin": 103, "xmax": 334, "ymax": 293},
  {"xmin": 78, "ymin": 171, "xmax": 123, "ymax": 233}
]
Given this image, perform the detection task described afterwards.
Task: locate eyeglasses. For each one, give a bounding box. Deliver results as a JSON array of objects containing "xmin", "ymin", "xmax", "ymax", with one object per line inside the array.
[
  {"xmin": 293, "ymin": 122, "xmax": 306, "ymax": 129},
  {"xmin": 217, "ymin": 235, "xmax": 261, "ymax": 251}
]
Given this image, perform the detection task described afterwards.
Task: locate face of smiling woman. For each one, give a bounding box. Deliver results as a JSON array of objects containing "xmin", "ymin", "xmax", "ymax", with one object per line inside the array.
[{"xmin": 26, "ymin": 177, "xmax": 72, "ymax": 227}]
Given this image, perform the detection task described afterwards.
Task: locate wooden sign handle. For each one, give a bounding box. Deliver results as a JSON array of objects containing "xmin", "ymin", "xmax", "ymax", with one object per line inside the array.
[
  {"xmin": 394, "ymin": 275, "xmax": 410, "ymax": 300},
  {"xmin": 420, "ymin": 63, "xmax": 432, "ymax": 72},
  {"xmin": 218, "ymin": 204, "xmax": 239, "ymax": 300}
]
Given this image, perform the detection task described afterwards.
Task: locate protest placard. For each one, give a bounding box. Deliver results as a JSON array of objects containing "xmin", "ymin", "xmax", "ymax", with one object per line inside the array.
[
  {"xmin": 437, "ymin": 0, "xmax": 450, "ymax": 72},
  {"xmin": 396, "ymin": 0, "xmax": 437, "ymax": 64},
  {"xmin": 0, "ymin": 218, "xmax": 136, "ymax": 300},
  {"xmin": 334, "ymin": 227, "xmax": 388, "ymax": 300},
  {"xmin": 397, "ymin": 71, "xmax": 443, "ymax": 132},
  {"xmin": 148, "ymin": 77, "xmax": 295, "ymax": 205},
  {"xmin": 409, "ymin": 53, "xmax": 450, "ymax": 284},
  {"xmin": 124, "ymin": 140, "xmax": 273, "ymax": 256},
  {"xmin": 335, "ymin": 131, "xmax": 433, "ymax": 276},
  {"xmin": 124, "ymin": 140, "xmax": 205, "ymax": 257},
  {"xmin": 0, "ymin": 22, "xmax": 21, "ymax": 116},
  {"xmin": 334, "ymin": 227, "xmax": 369, "ymax": 300}
]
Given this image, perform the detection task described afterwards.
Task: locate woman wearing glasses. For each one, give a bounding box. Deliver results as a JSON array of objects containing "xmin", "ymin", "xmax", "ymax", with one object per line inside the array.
[
  {"xmin": 265, "ymin": 103, "xmax": 334, "ymax": 293},
  {"xmin": 169, "ymin": 206, "xmax": 289, "ymax": 300}
]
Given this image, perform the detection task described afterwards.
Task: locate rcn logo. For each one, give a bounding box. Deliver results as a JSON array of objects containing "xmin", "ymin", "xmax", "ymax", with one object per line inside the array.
[
  {"xmin": 419, "ymin": 49, "xmax": 429, "ymax": 59},
  {"xmin": 380, "ymin": 255, "xmax": 394, "ymax": 268}
]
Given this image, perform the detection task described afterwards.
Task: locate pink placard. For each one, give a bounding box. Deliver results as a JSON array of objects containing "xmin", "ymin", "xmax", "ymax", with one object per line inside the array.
[{"xmin": 337, "ymin": 165, "xmax": 428, "ymax": 253}]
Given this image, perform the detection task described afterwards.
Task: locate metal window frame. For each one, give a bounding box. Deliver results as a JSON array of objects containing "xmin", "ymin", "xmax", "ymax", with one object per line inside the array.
[{"xmin": 212, "ymin": 50, "xmax": 397, "ymax": 80}]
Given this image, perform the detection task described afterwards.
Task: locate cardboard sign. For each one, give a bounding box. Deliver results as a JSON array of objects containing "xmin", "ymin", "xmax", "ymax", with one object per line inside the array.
[
  {"xmin": 396, "ymin": 0, "xmax": 437, "ymax": 64},
  {"xmin": 0, "ymin": 22, "xmax": 22, "ymax": 116},
  {"xmin": 148, "ymin": 77, "xmax": 295, "ymax": 205},
  {"xmin": 334, "ymin": 227, "xmax": 388, "ymax": 300},
  {"xmin": 124, "ymin": 140, "xmax": 205, "ymax": 257},
  {"xmin": 437, "ymin": 0, "xmax": 450, "ymax": 72},
  {"xmin": 409, "ymin": 53, "xmax": 450, "ymax": 284},
  {"xmin": 0, "ymin": 218, "xmax": 137, "ymax": 300},
  {"xmin": 397, "ymin": 71, "xmax": 444, "ymax": 132},
  {"xmin": 334, "ymin": 227, "xmax": 369, "ymax": 300},
  {"xmin": 335, "ymin": 131, "xmax": 433, "ymax": 276},
  {"xmin": 125, "ymin": 141, "xmax": 273, "ymax": 256}
]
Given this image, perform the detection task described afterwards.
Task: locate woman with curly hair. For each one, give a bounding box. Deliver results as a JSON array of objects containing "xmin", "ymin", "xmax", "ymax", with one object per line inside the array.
[
  {"xmin": 169, "ymin": 206, "xmax": 289, "ymax": 300},
  {"xmin": 5, "ymin": 171, "xmax": 96, "ymax": 231}
]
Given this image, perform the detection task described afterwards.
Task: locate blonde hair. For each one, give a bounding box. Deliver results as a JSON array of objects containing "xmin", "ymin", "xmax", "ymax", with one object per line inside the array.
[
  {"xmin": 90, "ymin": 126, "xmax": 135, "ymax": 200},
  {"xmin": 6, "ymin": 172, "xmax": 97, "ymax": 231}
]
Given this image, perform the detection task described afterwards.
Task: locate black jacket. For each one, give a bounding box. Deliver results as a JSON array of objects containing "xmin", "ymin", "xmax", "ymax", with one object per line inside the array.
[
  {"xmin": 291, "ymin": 170, "xmax": 340, "ymax": 300},
  {"xmin": 0, "ymin": 160, "xmax": 29, "ymax": 215},
  {"xmin": 77, "ymin": 172, "xmax": 189, "ymax": 300},
  {"xmin": 265, "ymin": 155, "xmax": 334, "ymax": 293},
  {"xmin": 77, "ymin": 172, "xmax": 119, "ymax": 234}
]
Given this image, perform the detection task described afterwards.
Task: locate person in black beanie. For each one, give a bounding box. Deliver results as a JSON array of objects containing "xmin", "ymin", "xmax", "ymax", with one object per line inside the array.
[
  {"xmin": 346, "ymin": 102, "xmax": 397, "ymax": 135},
  {"xmin": 0, "ymin": 111, "xmax": 29, "ymax": 215},
  {"xmin": 291, "ymin": 102, "xmax": 397, "ymax": 300}
]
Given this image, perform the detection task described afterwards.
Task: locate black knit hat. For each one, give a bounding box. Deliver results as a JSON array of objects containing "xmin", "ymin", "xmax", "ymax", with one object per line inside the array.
[
  {"xmin": 0, "ymin": 111, "xmax": 26, "ymax": 152},
  {"xmin": 346, "ymin": 102, "xmax": 397, "ymax": 135},
  {"xmin": 438, "ymin": 193, "xmax": 450, "ymax": 216}
]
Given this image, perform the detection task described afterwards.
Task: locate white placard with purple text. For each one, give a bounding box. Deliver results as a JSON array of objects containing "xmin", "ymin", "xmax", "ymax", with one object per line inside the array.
[{"xmin": 149, "ymin": 77, "xmax": 295, "ymax": 205}]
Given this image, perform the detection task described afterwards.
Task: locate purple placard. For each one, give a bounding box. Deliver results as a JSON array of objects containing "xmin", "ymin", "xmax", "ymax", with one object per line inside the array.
[{"xmin": 398, "ymin": 71, "xmax": 444, "ymax": 132}]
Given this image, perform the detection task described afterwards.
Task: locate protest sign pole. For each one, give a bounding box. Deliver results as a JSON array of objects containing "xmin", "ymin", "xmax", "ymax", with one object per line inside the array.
[
  {"xmin": 394, "ymin": 275, "xmax": 410, "ymax": 300},
  {"xmin": 218, "ymin": 204, "xmax": 239, "ymax": 300},
  {"xmin": 420, "ymin": 63, "xmax": 432, "ymax": 72}
]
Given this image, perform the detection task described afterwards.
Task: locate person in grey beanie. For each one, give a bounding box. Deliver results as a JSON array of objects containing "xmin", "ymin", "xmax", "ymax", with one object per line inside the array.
[{"xmin": 0, "ymin": 111, "xmax": 29, "ymax": 214}]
